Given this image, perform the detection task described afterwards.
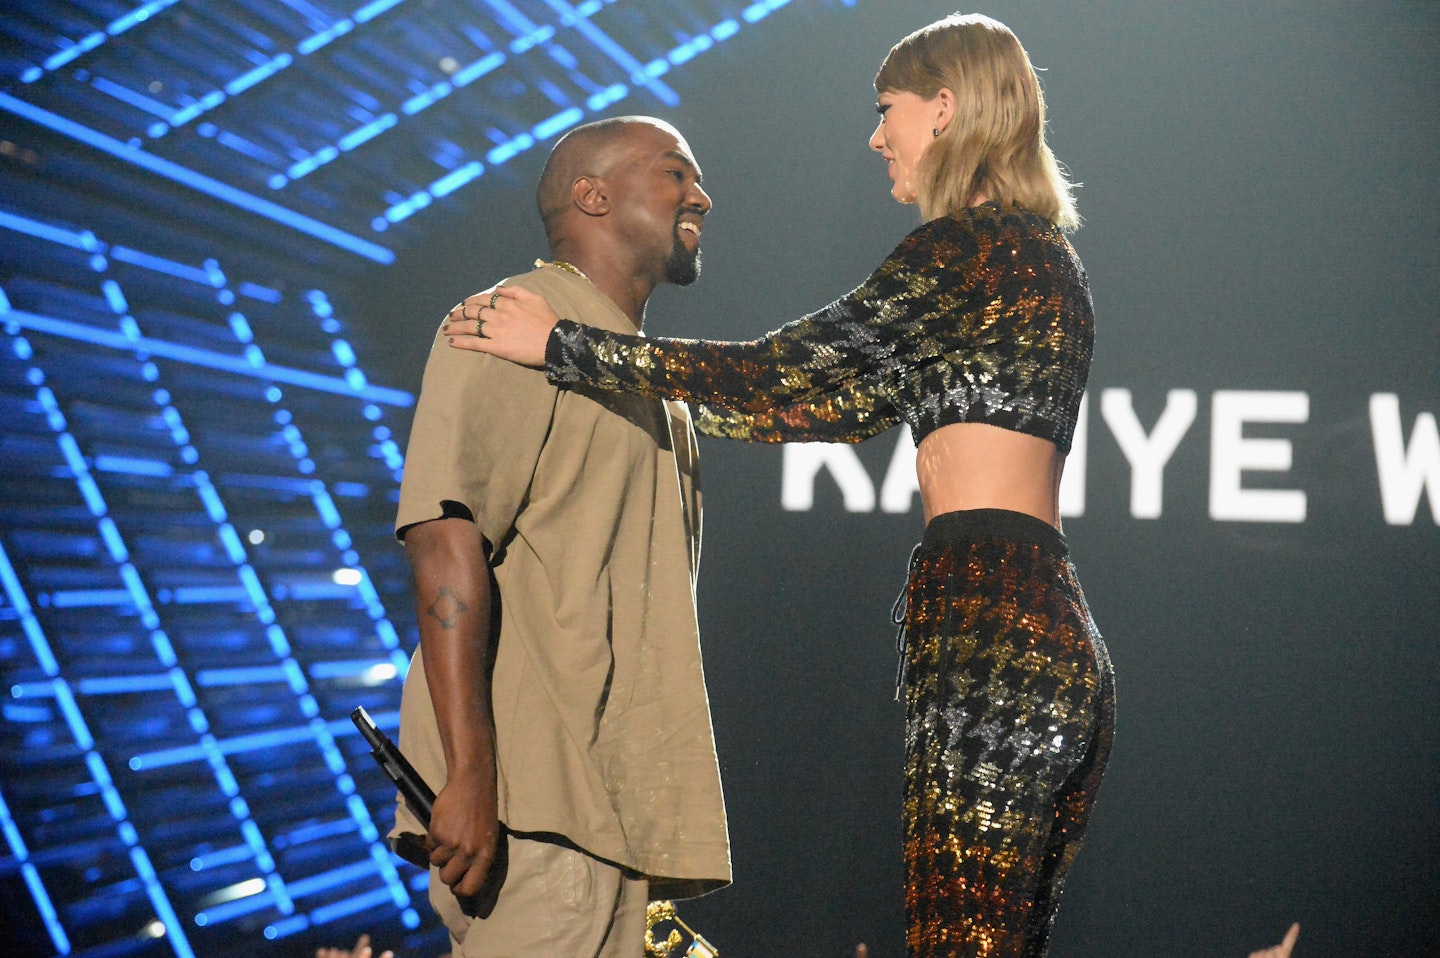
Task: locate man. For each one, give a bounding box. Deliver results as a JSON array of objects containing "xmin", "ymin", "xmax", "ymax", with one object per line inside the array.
[{"xmin": 390, "ymin": 116, "xmax": 729, "ymax": 956}]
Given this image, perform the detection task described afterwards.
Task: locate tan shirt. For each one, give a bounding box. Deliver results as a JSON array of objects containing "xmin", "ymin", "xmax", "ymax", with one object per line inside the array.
[{"xmin": 392, "ymin": 264, "xmax": 730, "ymax": 900}]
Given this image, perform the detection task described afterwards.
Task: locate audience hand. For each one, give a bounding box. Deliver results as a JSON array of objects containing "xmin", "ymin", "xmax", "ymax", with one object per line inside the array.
[
  {"xmin": 315, "ymin": 932, "xmax": 394, "ymax": 958},
  {"xmin": 1248, "ymin": 922, "xmax": 1300, "ymax": 958}
]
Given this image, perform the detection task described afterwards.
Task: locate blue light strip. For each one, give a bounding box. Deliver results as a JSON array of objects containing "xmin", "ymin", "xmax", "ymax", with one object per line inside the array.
[
  {"xmin": 90, "ymin": 76, "xmax": 175, "ymax": 119},
  {"xmin": 742, "ymin": 0, "xmax": 793, "ymax": 23},
  {"xmin": 272, "ymin": 39, "xmax": 509, "ymax": 191},
  {"xmin": 190, "ymin": 844, "xmax": 257, "ymax": 871},
  {"xmin": 194, "ymin": 886, "xmax": 279, "ymax": 926},
  {"xmin": 225, "ymin": 54, "xmax": 294, "ymax": 97},
  {"xmin": 151, "ymin": 0, "xmax": 413, "ymax": 134},
  {"xmin": 0, "ymin": 209, "xmax": 98, "ymax": 251},
  {"xmin": 306, "ymin": 659, "xmax": 395, "ymax": 680},
  {"xmin": 0, "ymin": 538, "xmax": 59, "ymax": 678},
  {"xmin": 76, "ymin": 674, "xmax": 174, "ymax": 695},
  {"xmin": 10, "ymin": 346, "xmax": 276, "ymax": 958},
  {"xmin": 110, "ymin": 245, "xmax": 214, "ymax": 283},
  {"xmin": 0, "ymin": 92, "xmax": 394, "ymax": 264},
  {"xmin": 534, "ymin": 0, "xmax": 678, "ymax": 106},
  {"xmin": 452, "ymin": 50, "xmax": 507, "ymax": 86},
  {"xmin": 88, "ymin": 279, "xmax": 415, "ymax": 924},
  {"xmin": 195, "ymin": 666, "xmax": 290, "ymax": 687},
  {"xmin": 378, "ymin": 0, "xmax": 786, "ymax": 229},
  {"xmin": 131, "ymin": 716, "xmax": 371, "ymax": 770},
  {"xmin": 2, "ymin": 308, "xmax": 412, "ymax": 407},
  {"xmin": 533, "ymin": 106, "xmax": 585, "ymax": 141},
  {"xmin": 93, "ymin": 454, "xmax": 175, "ymax": 477},
  {"xmin": 354, "ymin": 0, "xmax": 408, "ymax": 23},
  {"xmin": 302, "ymin": 884, "xmax": 395, "ymax": 928},
  {"xmin": 278, "ymin": 818, "xmax": 359, "ymax": 847},
  {"xmin": 22, "ymin": 0, "xmax": 183, "ymax": 82},
  {"xmin": 283, "ymin": 858, "xmax": 382, "ymax": 899},
  {"xmin": 8, "ymin": 195, "xmax": 336, "ymax": 425},
  {"xmin": 0, "ymin": 788, "xmax": 70, "ymax": 954}
]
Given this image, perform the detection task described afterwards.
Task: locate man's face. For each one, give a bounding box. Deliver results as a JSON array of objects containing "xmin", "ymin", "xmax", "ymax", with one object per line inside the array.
[{"xmin": 604, "ymin": 124, "xmax": 712, "ymax": 286}]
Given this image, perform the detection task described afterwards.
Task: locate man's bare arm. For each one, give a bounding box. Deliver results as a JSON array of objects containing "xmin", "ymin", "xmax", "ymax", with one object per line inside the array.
[{"xmin": 404, "ymin": 516, "xmax": 500, "ymax": 897}]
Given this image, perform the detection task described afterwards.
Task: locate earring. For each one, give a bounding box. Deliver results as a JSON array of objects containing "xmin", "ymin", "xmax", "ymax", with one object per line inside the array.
[{"xmin": 932, "ymin": 127, "xmax": 940, "ymax": 138}]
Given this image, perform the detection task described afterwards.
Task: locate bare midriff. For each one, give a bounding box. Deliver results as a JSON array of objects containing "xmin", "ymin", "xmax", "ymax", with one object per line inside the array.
[{"xmin": 915, "ymin": 421, "xmax": 1065, "ymax": 528}]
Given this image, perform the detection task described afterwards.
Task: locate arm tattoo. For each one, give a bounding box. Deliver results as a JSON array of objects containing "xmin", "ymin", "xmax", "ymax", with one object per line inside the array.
[{"xmin": 425, "ymin": 586, "xmax": 470, "ymax": 630}]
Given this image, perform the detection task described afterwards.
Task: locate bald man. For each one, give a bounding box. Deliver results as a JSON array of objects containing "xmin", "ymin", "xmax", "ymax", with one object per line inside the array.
[{"xmin": 390, "ymin": 117, "xmax": 730, "ymax": 956}]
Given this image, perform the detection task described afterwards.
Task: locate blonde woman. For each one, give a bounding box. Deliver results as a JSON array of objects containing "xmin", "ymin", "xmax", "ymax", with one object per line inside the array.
[{"xmin": 446, "ymin": 15, "xmax": 1112, "ymax": 957}]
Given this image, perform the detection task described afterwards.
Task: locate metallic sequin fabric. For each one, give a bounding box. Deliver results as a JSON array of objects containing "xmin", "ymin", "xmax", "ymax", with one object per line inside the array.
[
  {"xmin": 902, "ymin": 510, "xmax": 1113, "ymax": 957},
  {"xmin": 546, "ymin": 201, "xmax": 1093, "ymax": 451}
]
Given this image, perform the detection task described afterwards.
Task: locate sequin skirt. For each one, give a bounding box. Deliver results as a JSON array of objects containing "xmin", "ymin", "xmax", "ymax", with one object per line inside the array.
[{"xmin": 899, "ymin": 509, "xmax": 1114, "ymax": 958}]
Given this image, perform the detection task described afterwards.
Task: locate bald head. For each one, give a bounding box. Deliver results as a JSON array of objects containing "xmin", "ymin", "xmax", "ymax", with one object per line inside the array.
[{"xmin": 536, "ymin": 116, "xmax": 687, "ymax": 241}]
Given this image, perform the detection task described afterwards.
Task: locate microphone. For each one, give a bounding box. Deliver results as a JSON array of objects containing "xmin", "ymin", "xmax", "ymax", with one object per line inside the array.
[
  {"xmin": 351, "ymin": 705, "xmax": 435, "ymax": 825},
  {"xmin": 350, "ymin": 705, "xmax": 508, "ymax": 918}
]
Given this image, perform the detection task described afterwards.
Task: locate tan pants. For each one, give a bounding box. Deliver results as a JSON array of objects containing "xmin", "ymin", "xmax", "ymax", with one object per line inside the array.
[{"xmin": 431, "ymin": 833, "xmax": 649, "ymax": 958}]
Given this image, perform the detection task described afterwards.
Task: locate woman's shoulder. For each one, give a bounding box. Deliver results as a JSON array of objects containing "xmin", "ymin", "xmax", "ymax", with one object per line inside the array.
[
  {"xmin": 936, "ymin": 201, "xmax": 1063, "ymax": 241},
  {"xmin": 896, "ymin": 201, "xmax": 1060, "ymax": 251},
  {"xmin": 888, "ymin": 202, "xmax": 1072, "ymax": 279}
]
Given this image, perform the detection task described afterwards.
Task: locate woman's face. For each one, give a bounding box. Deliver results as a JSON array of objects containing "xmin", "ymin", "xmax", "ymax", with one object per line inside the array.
[{"xmin": 869, "ymin": 89, "xmax": 947, "ymax": 204}]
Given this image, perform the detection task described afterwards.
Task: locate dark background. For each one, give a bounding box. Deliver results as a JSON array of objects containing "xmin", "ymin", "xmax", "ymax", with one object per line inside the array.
[{"xmin": 2, "ymin": 2, "xmax": 1436, "ymax": 957}]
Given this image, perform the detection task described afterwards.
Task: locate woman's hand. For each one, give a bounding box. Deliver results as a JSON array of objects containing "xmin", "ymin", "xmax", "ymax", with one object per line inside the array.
[{"xmin": 443, "ymin": 284, "xmax": 559, "ymax": 368}]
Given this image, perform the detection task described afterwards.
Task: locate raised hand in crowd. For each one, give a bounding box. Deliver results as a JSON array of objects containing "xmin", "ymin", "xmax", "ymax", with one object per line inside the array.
[
  {"xmin": 1248, "ymin": 922, "xmax": 1301, "ymax": 958},
  {"xmin": 314, "ymin": 932, "xmax": 394, "ymax": 958}
]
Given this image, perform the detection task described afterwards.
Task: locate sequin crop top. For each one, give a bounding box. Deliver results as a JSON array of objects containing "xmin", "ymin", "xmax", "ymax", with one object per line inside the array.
[{"xmin": 545, "ymin": 202, "xmax": 1094, "ymax": 452}]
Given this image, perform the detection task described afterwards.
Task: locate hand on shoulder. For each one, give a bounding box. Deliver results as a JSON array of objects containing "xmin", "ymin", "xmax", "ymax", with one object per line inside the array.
[{"xmin": 442, "ymin": 284, "xmax": 557, "ymax": 368}]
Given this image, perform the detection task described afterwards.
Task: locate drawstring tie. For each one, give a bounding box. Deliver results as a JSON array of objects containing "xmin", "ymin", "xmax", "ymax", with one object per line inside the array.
[{"xmin": 891, "ymin": 544, "xmax": 922, "ymax": 701}]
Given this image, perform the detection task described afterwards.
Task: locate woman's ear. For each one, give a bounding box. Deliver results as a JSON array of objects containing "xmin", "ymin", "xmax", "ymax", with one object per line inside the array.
[
  {"xmin": 571, "ymin": 176, "xmax": 609, "ymax": 216},
  {"xmin": 934, "ymin": 87, "xmax": 957, "ymax": 135}
]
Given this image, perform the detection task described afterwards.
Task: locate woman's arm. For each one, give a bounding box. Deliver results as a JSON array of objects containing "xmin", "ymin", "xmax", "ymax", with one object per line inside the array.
[
  {"xmin": 447, "ymin": 219, "xmax": 980, "ymax": 413},
  {"xmin": 694, "ymin": 378, "xmax": 901, "ymax": 444}
]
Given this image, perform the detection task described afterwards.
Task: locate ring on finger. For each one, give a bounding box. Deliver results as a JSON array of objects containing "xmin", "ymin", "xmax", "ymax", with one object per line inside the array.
[{"xmin": 489, "ymin": 289, "xmax": 502, "ymax": 309}]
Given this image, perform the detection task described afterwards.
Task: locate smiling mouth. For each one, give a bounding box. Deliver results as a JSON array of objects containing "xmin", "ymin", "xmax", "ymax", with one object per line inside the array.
[{"xmin": 677, "ymin": 221, "xmax": 701, "ymax": 241}]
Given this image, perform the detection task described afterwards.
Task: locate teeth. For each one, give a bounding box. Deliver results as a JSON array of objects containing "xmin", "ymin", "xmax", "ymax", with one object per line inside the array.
[{"xmin": 678, "ymin": 222, "xmax": 699, "ymax": 234}]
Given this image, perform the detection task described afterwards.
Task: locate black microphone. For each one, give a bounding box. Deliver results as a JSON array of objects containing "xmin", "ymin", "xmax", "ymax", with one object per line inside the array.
[
  {"xmin": 350, "ymin": 705, "xmax": 508, "ymax": 917},
  {"xmin": 351, "ymin": 705, "xmax": 435, "ymax": 825}
]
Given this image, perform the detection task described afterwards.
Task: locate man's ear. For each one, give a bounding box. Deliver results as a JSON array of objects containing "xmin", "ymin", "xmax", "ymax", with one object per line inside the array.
[{"xmin": 572, "ymin": 176, "xmax": 609, "ymax": 216}]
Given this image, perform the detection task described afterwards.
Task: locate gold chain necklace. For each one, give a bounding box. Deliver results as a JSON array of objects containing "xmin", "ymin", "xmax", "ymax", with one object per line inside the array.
[{"xmin": 534, "ymin": 258, "xmax": 591, "ymax": 283}]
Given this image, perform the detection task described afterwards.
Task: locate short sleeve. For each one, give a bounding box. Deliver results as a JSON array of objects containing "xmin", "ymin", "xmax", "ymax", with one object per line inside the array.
[{"xmin": 396, "ymin": 324, "xmax": 557, "ymax": 550}]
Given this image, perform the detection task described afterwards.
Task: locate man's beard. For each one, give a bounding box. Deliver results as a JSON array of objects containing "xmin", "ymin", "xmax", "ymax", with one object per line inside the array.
[{"xmin": 663, "ymin": 235, "xmax": 701, "ymax": 286}]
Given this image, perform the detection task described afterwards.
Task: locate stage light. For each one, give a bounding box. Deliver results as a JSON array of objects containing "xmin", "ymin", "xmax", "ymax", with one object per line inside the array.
[{"xmin": 332, "ymin": 568, "xmax": 363, "ymax": 587}]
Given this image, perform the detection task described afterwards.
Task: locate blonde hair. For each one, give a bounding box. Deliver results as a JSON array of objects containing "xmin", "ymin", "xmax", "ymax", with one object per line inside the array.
[{"xmin": 875, "ymin": 13, "xmax": 1079, "ymax": 229}]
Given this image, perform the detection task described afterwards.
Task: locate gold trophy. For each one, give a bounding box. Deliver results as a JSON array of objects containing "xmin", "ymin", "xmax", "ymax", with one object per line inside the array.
[{"xmin": 644, "ymin": 900, "xmax": 718, "ymax": 958}]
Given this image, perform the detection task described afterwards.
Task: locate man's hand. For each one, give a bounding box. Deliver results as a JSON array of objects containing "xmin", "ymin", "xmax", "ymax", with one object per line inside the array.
[
  {"xmin": 427, "ymin": 761, "xmax": 500, "ymax": 897},
  {"xmin": 442, "ymin": 284, "xmax": 558, "ymax": 368}
]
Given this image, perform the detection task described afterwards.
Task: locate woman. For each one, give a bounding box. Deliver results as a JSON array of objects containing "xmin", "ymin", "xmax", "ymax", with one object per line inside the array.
[{"xmin": 445, "ymin": 14, "xmax": 1113, "ymax": 958}]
